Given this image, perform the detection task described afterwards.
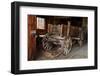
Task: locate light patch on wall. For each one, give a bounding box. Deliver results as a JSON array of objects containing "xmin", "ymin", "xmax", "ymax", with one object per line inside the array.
[{"xmin": 37, "ymin": 17, "xmax": 45, "ymax": 29}]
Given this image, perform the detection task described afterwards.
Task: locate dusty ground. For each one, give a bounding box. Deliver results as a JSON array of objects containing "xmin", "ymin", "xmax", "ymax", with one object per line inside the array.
[
  {"xmin": 59, "ymin": 44, "xmax": 88, "ymax": 59},
  {"xmin": 36, "ymin": 44, "xmax": 88, "ymax": 60}
]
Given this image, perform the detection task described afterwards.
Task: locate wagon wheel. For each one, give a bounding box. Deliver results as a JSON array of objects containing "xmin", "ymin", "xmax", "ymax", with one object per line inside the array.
[
  {"xmin": 43, "ymin": 48, "xmax": 63, "ymax": 59},
  {"xmin": 42, "ymin": 37, "xmax": 63, "ymax": 58},
  {"xmin": 42, "ymin": 41, "xmax": 63, "ymax": 58},
  {"xmin": 42, "ymin": 36, "xmax": 52, "ymax": 51},
  {"xmin": 63, "ymin": 37, "xmax": 72, "ymax": 55},
  {"xmin": 42, "ymin": 41, "xmax": 52, "ymax": 51}
]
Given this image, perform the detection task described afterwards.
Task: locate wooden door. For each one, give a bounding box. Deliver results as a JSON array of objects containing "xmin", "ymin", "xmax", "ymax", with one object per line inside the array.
[{"xmin": 28, "ymin": 15, "xmax": 37, "ymax": 60}]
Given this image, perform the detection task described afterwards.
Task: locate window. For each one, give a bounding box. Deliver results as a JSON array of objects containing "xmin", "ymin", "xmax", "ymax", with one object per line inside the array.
[{"xmin": 37, "ymin": 17, "xmax": 45, "ymax": 29}]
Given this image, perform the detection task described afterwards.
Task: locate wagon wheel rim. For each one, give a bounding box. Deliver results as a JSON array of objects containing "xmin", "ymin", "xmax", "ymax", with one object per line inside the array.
[{"xmin": 42, "ymin": 40, "xmax": 63, "ymax": 58}]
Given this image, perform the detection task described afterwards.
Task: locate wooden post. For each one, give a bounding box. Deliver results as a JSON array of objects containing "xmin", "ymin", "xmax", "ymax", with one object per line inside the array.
[{"xmin": 67, "ymin": 21, "xmax": 71, "ymax": 37}]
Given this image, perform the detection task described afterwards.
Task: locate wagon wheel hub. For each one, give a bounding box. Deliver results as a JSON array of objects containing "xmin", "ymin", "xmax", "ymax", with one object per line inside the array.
[{"xmin": 63, "ymin": 37, "xmax": 72, "ymax": 55}]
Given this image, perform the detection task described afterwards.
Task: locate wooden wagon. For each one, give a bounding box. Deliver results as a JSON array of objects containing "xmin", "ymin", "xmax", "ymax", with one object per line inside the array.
[{"xmin": 42, "ymin": 21, "xmax": 86, "ymax": 58}]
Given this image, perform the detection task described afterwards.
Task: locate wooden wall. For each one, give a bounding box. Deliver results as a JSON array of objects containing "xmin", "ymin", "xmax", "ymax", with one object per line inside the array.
[{"xmin": 28, "ymin": 15, "xmax": 37, "ymax": 60}]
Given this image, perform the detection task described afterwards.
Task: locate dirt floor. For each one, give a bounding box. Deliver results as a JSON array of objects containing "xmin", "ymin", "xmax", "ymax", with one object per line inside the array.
[{"xmin": 36, "ymin": 44, "xmax": 88, "ymax": 60}]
